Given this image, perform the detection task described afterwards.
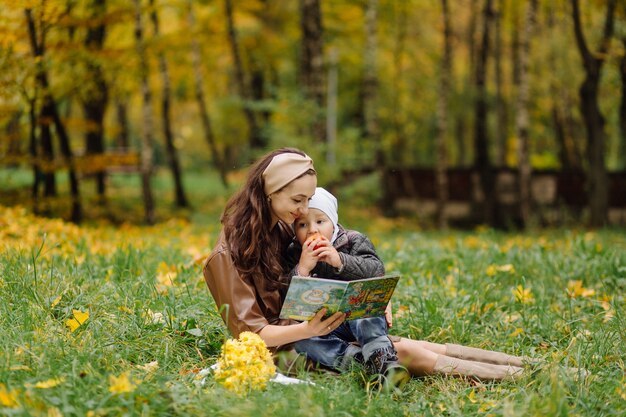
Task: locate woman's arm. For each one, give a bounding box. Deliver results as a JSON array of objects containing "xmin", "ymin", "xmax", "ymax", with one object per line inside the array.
[{"xmin": 258, "ymin": 308, "xmax": 345, "ymax": 347}]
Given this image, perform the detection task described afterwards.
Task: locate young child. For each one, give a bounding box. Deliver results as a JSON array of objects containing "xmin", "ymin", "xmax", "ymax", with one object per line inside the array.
[{"xmin": 286, "ymin": 187, "xmax": 411, "ymax": 389}]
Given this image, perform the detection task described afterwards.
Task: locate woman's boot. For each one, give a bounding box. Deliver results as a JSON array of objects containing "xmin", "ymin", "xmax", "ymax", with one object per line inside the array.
[
  {"xmin": 433, "ymin": 355, "xmax": 524, "ymax": 381},
  {"xmin": 445, "ymin": 343, "xmax": 538, "ymax": 368}
]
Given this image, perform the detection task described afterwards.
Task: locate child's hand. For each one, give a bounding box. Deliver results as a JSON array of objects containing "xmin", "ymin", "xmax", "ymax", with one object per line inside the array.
[
  {"xmin": 313, "ymin": 240, "xmax": 343, "ymax": 269},
  {"xmin": 297, "ymin": 236, "xmax": 324, "ymax": 276}
]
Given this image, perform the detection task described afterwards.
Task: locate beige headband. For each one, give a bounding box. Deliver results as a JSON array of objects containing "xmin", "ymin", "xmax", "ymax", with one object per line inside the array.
[{"xmin": 262, "ymin": 153, "xmax": 315, "ymax": 196}]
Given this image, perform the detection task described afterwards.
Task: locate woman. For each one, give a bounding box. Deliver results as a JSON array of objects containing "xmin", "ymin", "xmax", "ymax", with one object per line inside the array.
[
  {"xmin": 203, "ymin": 148, "xmax": 346, "ymax": 351},
  {"xmin": 203, "ymin": 148, "xmax": 530, "ymax": 381}
]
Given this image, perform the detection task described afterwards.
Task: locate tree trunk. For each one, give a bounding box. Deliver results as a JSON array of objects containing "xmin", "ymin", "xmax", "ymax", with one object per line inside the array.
[
  {"xmin": 51, "ymin": 95, "xmax": 83, "ymax": 223},
  {"xmin": 39, "ymin": 104, "xmax": 56, "ymax": 198},
  {"xmin": 363, "ymin": 0, "xmax": 382, "ymax": 166},
  {"xmin": 224, "ymin": 0, "xmax": 263, "ymax": 150},
  {"xmin": 494, "ymin": 0, "xmax": 507, "ymax": 167},
  {"xmin": 250, "ymin": 63, "xmax": 271, "ymax": 127},
  {"xmin": 619, "ymin": 37, "xmax": 626, "ymax": 169},
  {"xmin": 473, "ymin": 0, "xmax": 495, "ymax": 226},
  {"xmin": 134, "ymin": 0, "xmax": 155, "ymax": 224},
  {"xmin": 299, "ymin": 0, "xmax": 325, "ymax": 142},
  {"xmin": 114, "ymin": 98, "xmax": 130, "ymax": 149},
  {"xmin": 547, "ymin": 5, "xmax": 579, "ymax": 171},
  {"xmin": 82, "ymin": 0, "xmax": 108, "ymax": 202},
  {"xmin": 150, "ymin": 0, "xmax": 189, "ymax": 208},
  {"xmin": 26, "ymin": 8, "xmax": 82, "ymax": 222},
  {"xmin": 436, "ymin": 0, "xmax": 452, "ymax": 230},
  {"xmin": 455, "ymin": 118, "xmax": 467, "ymax": 167},
  {"xmin": 459, "ymin": 0, "xmax": 479, "ymax": 167},
  {"xmin": 390, "ymin": 0, "xmax": 407, "ymax": 165},
  {"xmin": 25, "ymin": 9, "xmax": 55, "ymax": 198},
  {"xmin": 515, "ymin": 0, "xmax": 537, "ymax": 228},
  {"xmin": 188, "ymin": 0, "xmax": 228, "ymax": 188},
  {"xmin": 467, "ymin": 0, "xmax": 479, "ymax": 80},
  {"xmin": 28, "ymin": 95, "xmax": 41, "ymax": 213},
  {"xmin": 326, "ymin": 48, "xmax": 338, "ymax": 165},
  {"xmin": 571, "ymin": 0, "xmax": 616, "ymax": 227}
]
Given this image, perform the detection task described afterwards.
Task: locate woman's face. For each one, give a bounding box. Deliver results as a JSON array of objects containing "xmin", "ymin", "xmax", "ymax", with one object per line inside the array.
[{"xmin": 269, "ymin": 174, "xmax": 317, "ymax": 226}]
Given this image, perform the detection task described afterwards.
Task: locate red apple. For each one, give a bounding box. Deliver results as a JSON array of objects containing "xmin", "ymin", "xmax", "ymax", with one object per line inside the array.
[{"xmin": 305, "ymin": 232, "xmax": 327, "ymax": 250}]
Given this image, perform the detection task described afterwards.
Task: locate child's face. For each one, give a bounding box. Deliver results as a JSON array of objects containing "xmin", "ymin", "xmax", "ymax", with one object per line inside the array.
[{"xmin": 294, "ymin": 208, "xmax": 334, "ymax": 245}]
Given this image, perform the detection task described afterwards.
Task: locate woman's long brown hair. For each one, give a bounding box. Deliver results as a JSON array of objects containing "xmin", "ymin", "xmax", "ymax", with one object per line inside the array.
[{"xmin": 221, "ymin": 148, "xmax": 315, "ymax": 289}]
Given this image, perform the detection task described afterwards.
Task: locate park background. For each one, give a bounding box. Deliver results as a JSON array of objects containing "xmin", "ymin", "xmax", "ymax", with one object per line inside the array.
[{"xmin": 1, "ymin": 1, "xmax": 625, "ymax": 416}]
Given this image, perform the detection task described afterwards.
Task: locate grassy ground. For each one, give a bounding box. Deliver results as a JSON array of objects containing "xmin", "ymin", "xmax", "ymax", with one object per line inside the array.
[{"xmin": 1, "ymin": 168, "xmax": 625, "ymax": 416}]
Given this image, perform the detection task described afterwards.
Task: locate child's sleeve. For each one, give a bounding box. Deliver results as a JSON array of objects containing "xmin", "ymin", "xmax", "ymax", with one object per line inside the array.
[
  {"xmin": 337, "ymin": 232, "xmax": 385, "ymax": 280},
  {"xmin": 283, "ymin": 242, "xmax": 302, "ymax": 277}
]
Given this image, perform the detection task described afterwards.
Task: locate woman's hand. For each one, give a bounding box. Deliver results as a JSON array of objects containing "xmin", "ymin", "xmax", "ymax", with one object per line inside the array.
[{"xmin": 304, "ymin": 308, "xmax": 345, "ymax": 337}]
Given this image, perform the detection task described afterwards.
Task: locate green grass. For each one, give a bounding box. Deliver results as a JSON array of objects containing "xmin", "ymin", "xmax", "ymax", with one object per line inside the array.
[{"xmin": 1, "ymin": 168, "xmax": 625, "ymax": 416}]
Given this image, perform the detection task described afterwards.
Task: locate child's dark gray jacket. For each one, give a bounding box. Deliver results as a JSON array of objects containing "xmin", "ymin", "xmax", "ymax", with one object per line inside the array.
[{"xmin": 286, "ymin": 224, "xmax": 385, "ymax": 281}]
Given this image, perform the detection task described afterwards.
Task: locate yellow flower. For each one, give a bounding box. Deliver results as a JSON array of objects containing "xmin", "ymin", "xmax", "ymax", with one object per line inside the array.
[
  {"xmin": 108, "ymin": 371, "xmax": 137, "ymax": 394},
  {"xmin": 155, "ymin": 262, "xmax": 177, "ymax": 294},
  {"xmin": 213, "ymin": 331, "xmax": 276, "ymax": 395},
  {"xmin": 66, "ymin": 309, "xmax": 89, "ymax": 332},
  {"xmin": 601, "ymin": 296, "xmax": 614, "ymax": 322},
  {"xmin": 566, "ymin": 280, "xmax": 595, "ymax": 298},
  {"xmin": 467, "ymin": 389, "xmax": 477, "ymax": 403},
  {"xmin": 0, "ymin": 383, "xmax": 19, "ymax": 408},
  {"xmin": 47, "ymin": 406, "xmax": 63, "ymax": 417},
  {"xmin": 486, "ymin": 264, "xmax": 515, "ymax": 276},
  {"xmin": 26, "ymin": 377, "xmax": 65, "ymax": 389},
  {"xmin": 478, "ymin": 400, "xmax": 497, "ymax": 412},
  {"xmin": 510, "ymin": 327, "xmax": 524, "ymax": 337},
  {"xmin": 136, "ymin": 361, "xmax": 159, "ymax": 373},
  {"xmin": 143, "ymin": 309, "xmax": 165, "ymax": 324},
  {"xmin": 617, "ymin": 378, "xmax": 626, "ymax": 401},
  {"xmin": 513, "ymin": 285, "xmax": 534, "ymax": 304},
  {"xmin": 50, "ymin": 295, "xmax": 62, "ymax": 308}
]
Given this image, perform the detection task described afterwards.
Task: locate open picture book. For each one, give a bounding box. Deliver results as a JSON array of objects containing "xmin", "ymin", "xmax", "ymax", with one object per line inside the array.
[{"xmin": 279, "ymin": 274, "xmax": 400, "ymax": 321}]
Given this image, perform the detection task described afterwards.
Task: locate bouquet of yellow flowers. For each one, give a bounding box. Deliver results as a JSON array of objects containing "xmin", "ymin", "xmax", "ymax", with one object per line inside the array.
[{"xmin": 213, "ymin": 331, "xmax": 276, "ymax": 395}]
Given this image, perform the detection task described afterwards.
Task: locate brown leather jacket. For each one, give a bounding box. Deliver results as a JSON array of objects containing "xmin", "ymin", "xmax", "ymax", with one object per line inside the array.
[{"xmin": 203, "ymin": 231, "xmax": 297, "ymax": 341}]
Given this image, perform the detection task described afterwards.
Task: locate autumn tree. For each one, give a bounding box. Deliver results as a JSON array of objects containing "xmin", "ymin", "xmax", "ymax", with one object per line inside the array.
[
  {"xmin": 224, "ymin": 0, "xmax": 263, "ymax": 151},
  {"xmin": 299, "ymin": 0, "xmax": 325, "ymax": 142},
  {"xmin": 26, "ymin": 6, "xmax": 82, "ymax": 223},
  {"xmin": 619, "ymin": 36, "xmax": 626, "ymax": 168},
  {"xmin": 436, "ymin": 0, "xmax": 452, "ymax": 229},
  {"xmin": 363, "ymin": 0, "xmax": 381, "ymax": 165},
  {"xmin": 134, "ymin": 0, "xmax": 155, "ymax": 224},
  {"xmin": 150, "ymin": 0, "xmax": 189, "ymax": 208},
  {"xmin": 571, "ymin": 0, "xmax": 616, "ymax": 226},
  {"xmin": 515, "ymin": 0, "xmax": 537, "ymax": 228},
  {"xmin": 81, "ymin": 0, "xmax": 108, "ymax": 203},
  {"xmin": 473, "ymin": 0, "xmax": 495, "ymax": 226}
]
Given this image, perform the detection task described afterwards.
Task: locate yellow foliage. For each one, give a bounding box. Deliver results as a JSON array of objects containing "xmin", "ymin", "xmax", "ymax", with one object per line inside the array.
[
  {"xmin": 513, "ymin": 285, "xmax": 534, "ymax": 304},
  {"xmin": 108, "ymin": 371, "xmax": 137, "ymax": 395},
  {"xmin": 25, "ymin": 378, "xmax": 65, "ymax": 389},
  {"xmin": 66, "ymin": 309, "xmax": 89, "ymax": 332},
  {"xmin": 566, "ymin": 280, "xmax": 595, "ymax": 298},
  {"xmin": 0, "ymin": 383, "xmax": 19, "ymax": 408}
]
